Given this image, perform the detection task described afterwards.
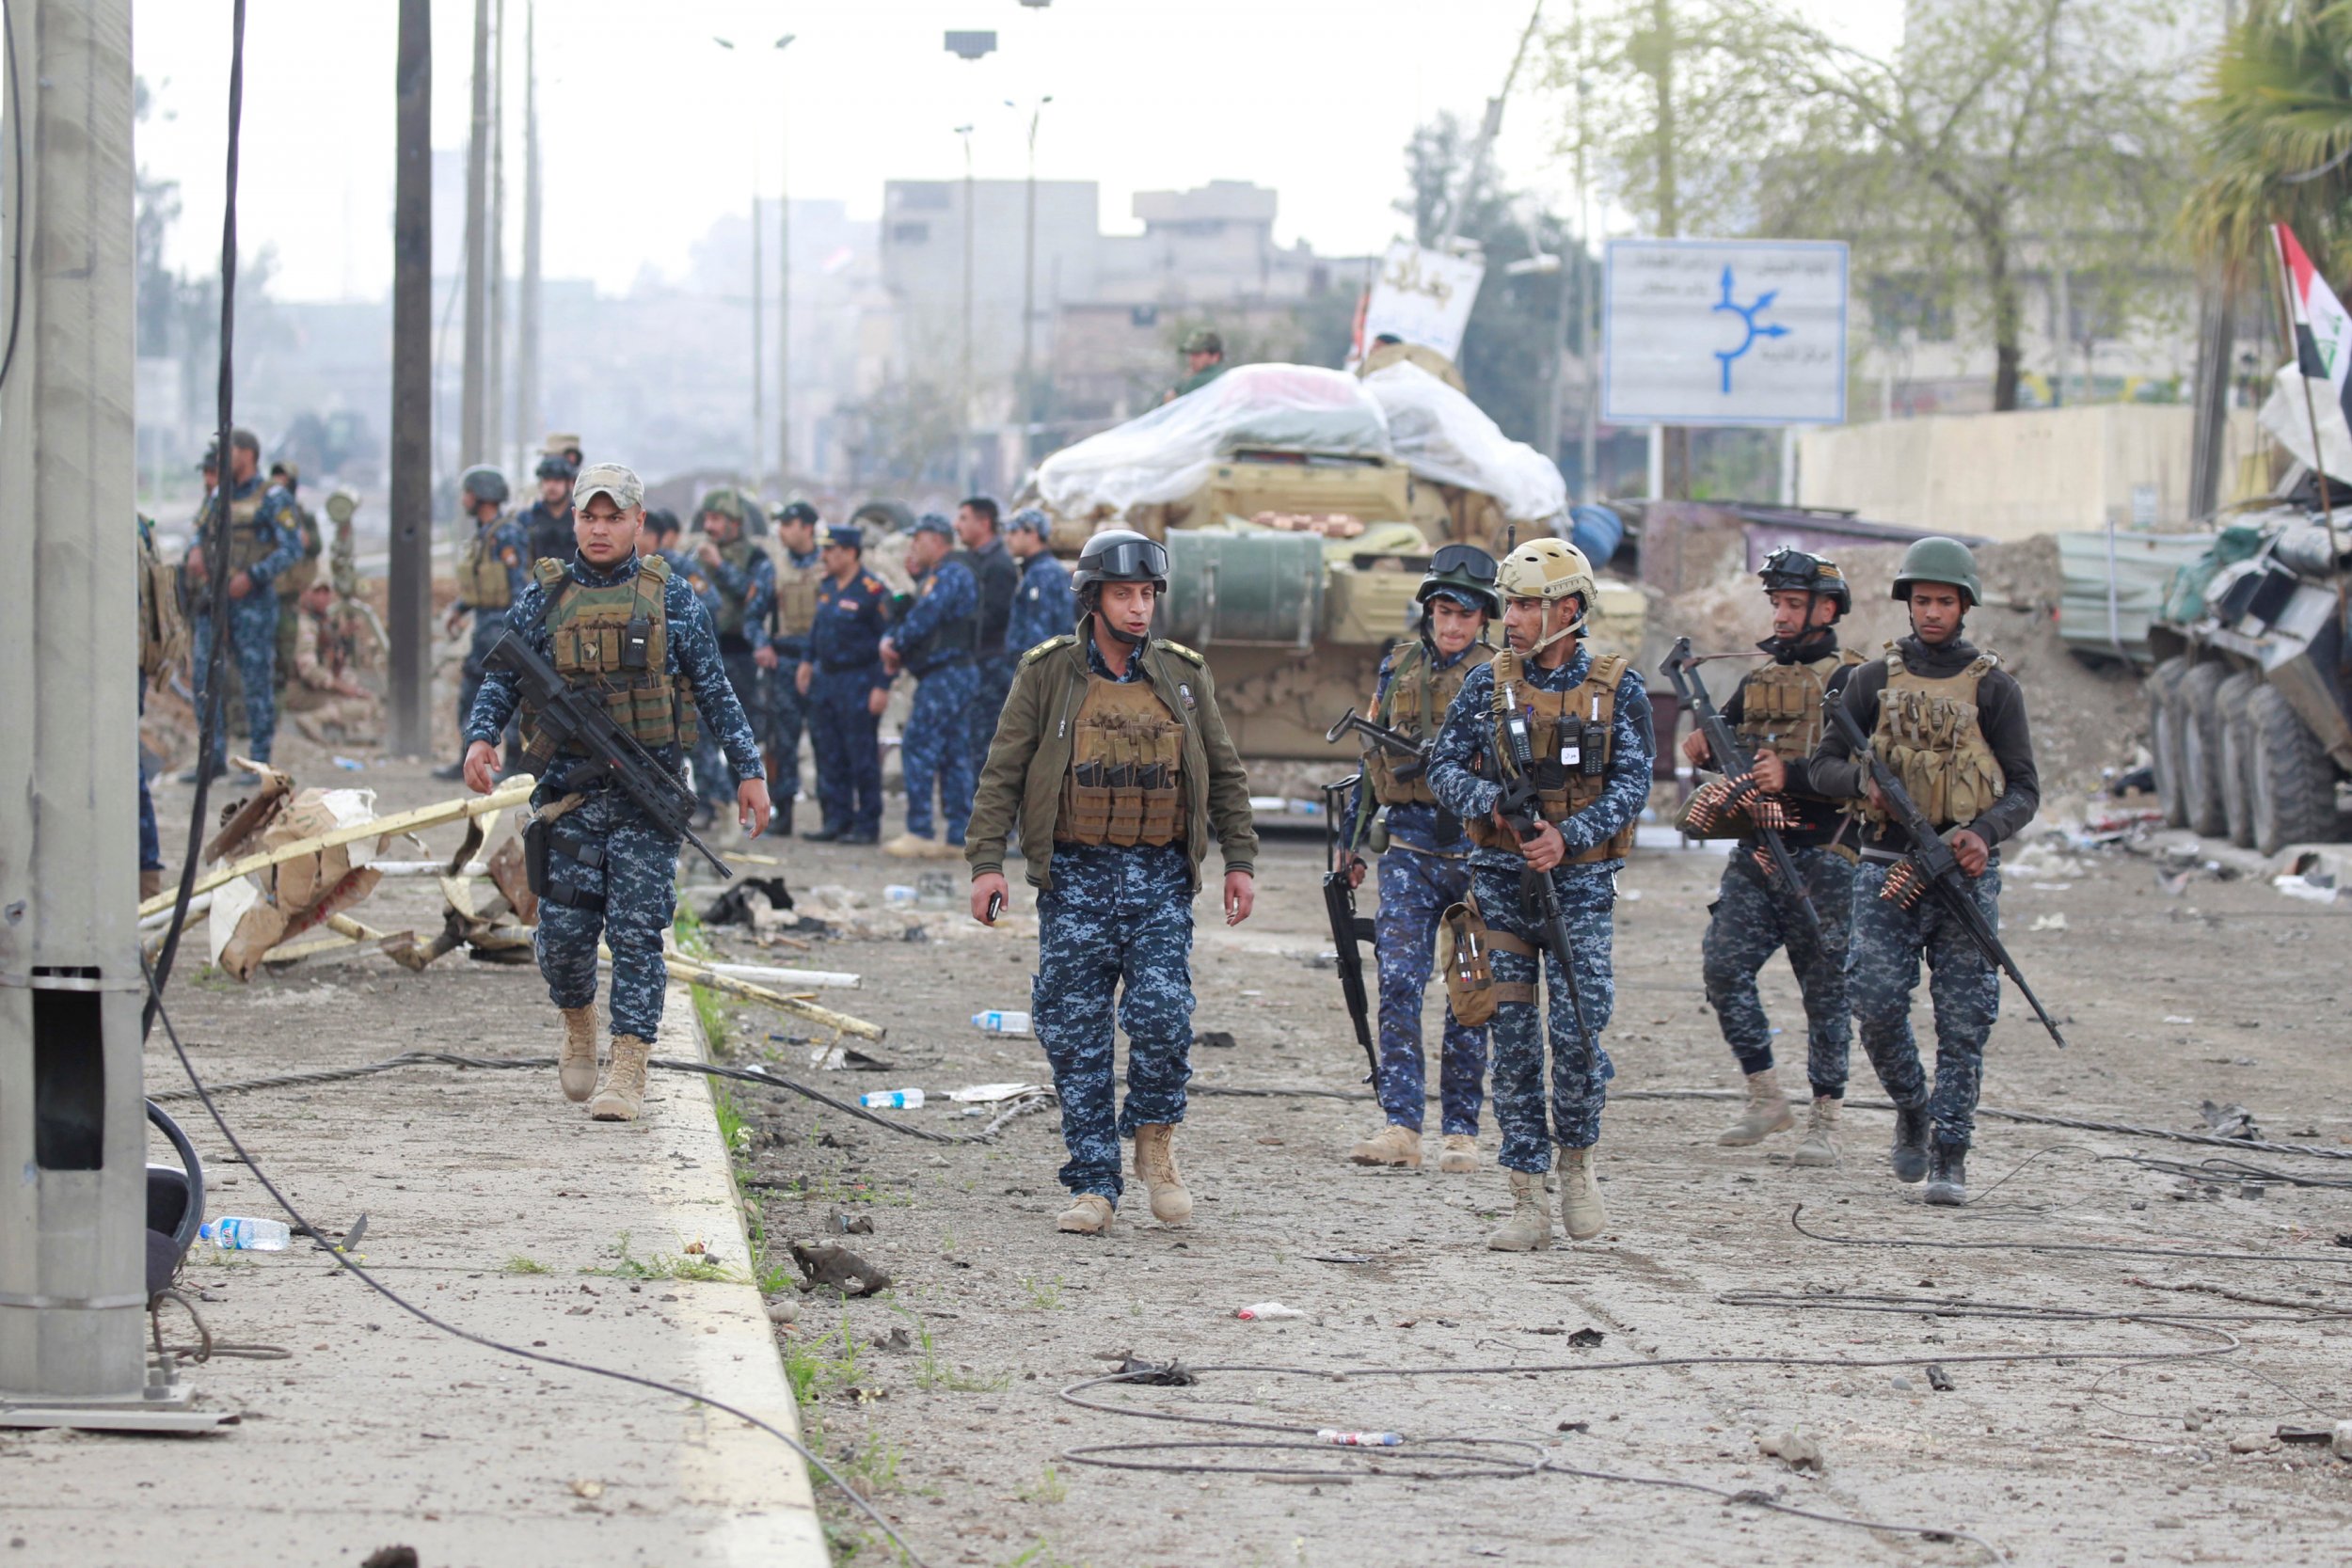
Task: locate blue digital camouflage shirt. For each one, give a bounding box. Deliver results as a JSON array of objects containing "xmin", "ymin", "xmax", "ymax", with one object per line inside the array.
[
  {"xmin": 889, "ymin": 556, "xmax": 978, "ymax": 677},
  {"xmin": 1007, "ymin": 549, "xmax": 1076, "ymax": 656},
  {"xmin": 1426, "ymin": 642, "xmax": 1654, "ymax": 871},
  {"xmin": 463, "ymin": 554, "xmax": 767, "ymax": 784},
  {"xmin": 194, "ymin": 473, "xmax": 302, "ymax": 586}
]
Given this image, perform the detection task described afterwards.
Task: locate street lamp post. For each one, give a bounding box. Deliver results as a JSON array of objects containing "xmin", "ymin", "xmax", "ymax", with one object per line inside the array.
[
  {"xmin": 1006, "ymin": 96, "xmax": 1051, "ymax": 451},
  {"xmin": 714, "ymin": 36, "xmax": 763, "ymax": 490},
  {"xmin": 775, "ymin": 34, "xmax": 795, "ymax": 492},
  {"xmin": 956, "ymin": 123, "xmax": 975, "ymax": 491}
]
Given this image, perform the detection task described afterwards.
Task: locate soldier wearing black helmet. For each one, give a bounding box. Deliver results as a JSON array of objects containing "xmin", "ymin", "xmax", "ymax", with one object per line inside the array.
[
  {"xmin": 1339, "ymin": 545, "xmax": 1500, "ymax": 1176},
  {"xmin": 965, "ymin": 529, "xmax": 1259, "ymax": 1236},
  {"xmin": 434, "ymin": 465, "xmax": 528, "ymax": 780},
  {"xmin": 1794, "ymin": 536, "xmax": 2042, "ymax": 1206},
  {"xmin": 1682, "ymin": 547, "xmax": 1865, "ymax": 1166},
  {"xmin": 519, "ymin": 452, "xmax": 579, "ymax": 567}
]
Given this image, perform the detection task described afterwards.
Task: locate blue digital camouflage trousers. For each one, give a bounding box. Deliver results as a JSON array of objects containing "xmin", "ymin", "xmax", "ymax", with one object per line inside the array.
[
  {"xmin": 809, "ymin": 667, "xmax": 883, "ymax": 836},
  {"xmin": 901, "ymin": 659, "xmax": 978, "ymax": 842},
  {"xmin": 1374, "ymin": 844, "xmax": 1487, "ymax": 1135},
  {"xmin": 768, "ymin": 657, "xmax": 807, "ymax": 802},
  {"xmin": 1032, "ymin": 842, "xmax": 1196, "ymax": 1203},
  {"xmin": 192, "ymin": 595, "xmax": 280, "ymax": 769},
  {"xmin": 1702, "ymin": 845, "xmax": 1854, "ymax": 1097},
  {"xmin": 696, "ymin": 646, "xmax": 764, "ymax": 807},
  {"xmin": 1472, "ymin": 859, "xmax": 1617, "ymax": 1172},
  {"xmin": 965, "ymin": 652, "xmax": 1017, "ymax": 768},
  {"xmin": 137, "ymin": 683, "xmax": 161, "ymax": 873},
  {"xmin": 532, "ymin": 783, "xmax": 681, "ymax": 1041},
  {"xmin": 1848, "ymin": 853, "xmax": 2003, "ymax": 1148}
]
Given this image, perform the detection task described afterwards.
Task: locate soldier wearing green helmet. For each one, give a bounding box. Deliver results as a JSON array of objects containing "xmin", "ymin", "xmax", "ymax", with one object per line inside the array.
[
  {"xmin": 687, "ymin": 486, "xmax": 776, "ymax": 831},
  {"xmin": 1789, "ymin": 535, "xmax": 2041, "ymax": 1206},
  {"xmin": 1162, "ymin": 326, "xmax": 1229, "ymax": 404}
]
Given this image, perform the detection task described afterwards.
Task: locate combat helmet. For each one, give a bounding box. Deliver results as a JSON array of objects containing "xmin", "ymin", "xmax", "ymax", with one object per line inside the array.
[
  {"xmin": 1891, "ymin": 536, "xmax": 1981, "ymax": 607},
  {"xmin": 459, "ymin": 464, "xmax": 510, "ymax": 508},
  {"xmin": 1073, "ymin": 528, "xmax": 1169, "ymax": 594},
  {"xmin": 1758, "ymin": 545, "xmax": 1851, "ymax": 616},
  {"xmin": 1181, "ymin": 327, "xmax": 1223, "ymax": 356},
  {"xmin": 697, "ymin": 487, "xmax": 749, "ymax": 527},
  {"xmin": 1495, "ymin": 537, "xmax": 1597, "ymax": 655},
  {"xmin": 533, "ymin": 453, "xmax": 575, "ymax": 483},
  {"xmin": 1416, "ymin": 542, "xmax": 1500, "ymax": 618}
]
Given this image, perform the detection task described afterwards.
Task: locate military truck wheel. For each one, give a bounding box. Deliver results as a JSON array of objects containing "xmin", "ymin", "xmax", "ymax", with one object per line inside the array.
[
  {"xmin": 2248, "ymin": 684, "xmax": 2338, "ymax": 856},
  {"xmin": 2216, "ymin": 670, "xmax": 2261, "ymax": 849},
  {"xmin": 2175, "ymin": 661, "xmax": 2232, "ymax": 837},
  {"xmin": 2148, "ymin": 656, "xmax": 2191, "ymax": 829}
]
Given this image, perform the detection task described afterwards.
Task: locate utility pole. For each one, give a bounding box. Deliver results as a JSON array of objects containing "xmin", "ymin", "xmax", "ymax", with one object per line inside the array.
[
  {"xmin": 1009, "ymin": 97, "xmax": 1051, "ymax": 450},
  {"xmin": 0, "ymin": 0, "xmax": 187, "ymax": 1419},
  {"xmin": 516, "ymin": 0, "xmax": 541, "ymax": 484},
  {"xmin": 713, "ymin": 35, "xmax": 763, "ymax": 490},
  {"xmin": 1573, "ymin": 0, "xmax": 1599, "ymax": 501},
  {"xmin": 957, "ymin": 123, "xmax": 976, "ymax": 491},
  {"xmin": 1436, "ymin": 0, "xmax": 1546, "ymax": 253},
  {"xmin": 776, "ymin": 34, "xmax": 795, "ymax": 490},
  {"xmin": 390, "ymin": 0, "xmax": 435, "ymax": 757},
  {"xmin": 460, "ymin": 0, "xmax": 490, "ymax": 466},
  {"xmin": 487, "ymin": 0, "xmax": 507, "ymax": 470}
]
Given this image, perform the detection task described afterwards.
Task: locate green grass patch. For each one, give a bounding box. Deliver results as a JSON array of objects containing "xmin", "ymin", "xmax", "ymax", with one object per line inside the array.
[
  {"xmin": 583, "ymin": 1229, "xmax": 739, "ymax": 1285},
  {"xmin": 501, "ymin": 1255, "xmax": 550, "ymax": 1275},
  {"xmin": 1018, "ymin": 1464, "xmax": 1067, "ymax": 1505},
  {"xmin": 1019, "ymin": 1274, "xmax": 1065, "ymax": 1311}
]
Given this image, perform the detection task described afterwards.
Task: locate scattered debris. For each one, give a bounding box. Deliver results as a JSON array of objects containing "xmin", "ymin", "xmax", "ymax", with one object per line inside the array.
[
  {"xmin": 866, "ymin": 1327, "xmax": 914, "ymax": 1353},
  {"xmin": 790, "ymin": 1243, "xmax": 891, "ymax": 1297},
  {"xmin": 1235, "ymin": 1302, "xmax": 1307, "ymax": 1321},
  {"xmin": 2273, "ymin": 874, "xmax": 2339, "ymax": 905},
  {"xmin": 1194, "ymin": 1031, "xmax": 1238, "ymax": 1050},
  {"xmin": 828, "ymin": 1212, "xmax": 875, "ymax": 1236},
  {"xmin": 566, "ymin": 1478, "xmax": 605, "ymax": 1500},
  {"xmin": 1308, "ymin": 1252, "xmax": 1371, "ymax": 1265},
  {"xmin": 765, "ymin": 1298, "xmax": 798, "ymax": 1326},
  {"xmin": 2029, "ymin": 913, "xmax": 2069, "ymax": 932},
  {"xmin": 704, "ymin": 878, "xmax": 796, "ymax": 927},
  {"xmin": 2198, "ymin": 1101, "xmax": 2259, "ymax": 1141},
  {"xmin": 2229, "ymin": 1433, "xmax": 2272, "ymax": 1454},
  {"xmin": 1566, "ymin": 1327, "xmax": 1605, "ymax": 1349},
  {"xmin": 1757, "ymin": 1432, "xmax": 1824, "ymax": 1473},
  {"xmin": 359, "ymin": 1549, "xmax": 420, "ymax": 1568},
  {"xmin": 1116, "ymin": 1355, "xmax": 1198, "ymax": 1386},
  {"xmin": 1926, "ymin": 1363, "xmax": 1955, "ymax": 1392}
]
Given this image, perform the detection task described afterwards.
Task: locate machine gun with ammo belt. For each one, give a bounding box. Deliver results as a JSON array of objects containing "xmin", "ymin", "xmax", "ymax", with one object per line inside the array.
[{"xmin": 1660, "ymin": 636, "xmax": 1823, "ymax": 941}]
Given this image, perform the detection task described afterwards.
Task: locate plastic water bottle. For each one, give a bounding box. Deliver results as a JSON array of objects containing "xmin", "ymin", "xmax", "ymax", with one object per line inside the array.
[
  {"xmin": 199, "ymin": 1216, "xmax": 293, "ymax": 1252},
  {"xmin": 858, "ymin": 1087, "xmax": 925, "ymax": 1110},
  {"xmin": 882, "ymin": 884, "xmax": 919, "ymax": 906},
  {"xmin": 972, "ymin": 1010, "xmax": 1032, "ymax": 1036}
]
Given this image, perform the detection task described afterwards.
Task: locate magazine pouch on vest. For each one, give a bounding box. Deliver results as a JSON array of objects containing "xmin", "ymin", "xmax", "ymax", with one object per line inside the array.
[
  {"xmin": 1365, "ymin": 641, "xmax": 1487, "ymax": 807},
  {"xmin": 518, "ymin": 556, "xmax": 700, "ymax": 764},
  {"xmin": 1861, "ymin": 646, "xmax": 2007, "ymax": 830},
  {"xmin": 1057, "ymin": 675, "xmax": 1184, "ymax": 847},
  {"xmin": 1465, "ymin": 650, "xmax": 1636, "ymax": 862}
]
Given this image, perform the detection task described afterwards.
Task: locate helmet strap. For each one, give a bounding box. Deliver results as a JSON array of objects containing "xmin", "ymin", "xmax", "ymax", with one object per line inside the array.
[{"xmin": 1527, "ymin": 595, "xmax": 1585, "ymax": 660}]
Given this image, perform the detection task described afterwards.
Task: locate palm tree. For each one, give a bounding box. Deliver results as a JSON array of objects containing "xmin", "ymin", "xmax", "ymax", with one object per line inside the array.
[{"xmin": 2186, "ymin": 1, "xmax": 2352, "ymax": 285}]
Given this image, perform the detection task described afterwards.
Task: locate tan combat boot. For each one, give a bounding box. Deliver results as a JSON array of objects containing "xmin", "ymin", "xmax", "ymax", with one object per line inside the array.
[
  {"xmin": 1486, "ymin": 1170, "xmax": 1551, "ymax": 1252},
  {"xmin": 1350, "ymin": 1124, "xmax": 1422, "ymax": 1167},
  {"xmin": 1438, "ymin": 1133, "xmax": 1483, "ymax": 1173},
  {"xmin": 882, "ymin": 832, "xmax": 933, "ymax": 860},
  {"xmin": 559, "ymin": 1005, "xmax": 599, "ymax": 1103},
  {"xmin": 1133, "ymin": 1124, "xmax": 1192, "ymax": 1225},
  {"xmin": 1057, "ymin": 1194, "xmax": 1115, "ymax": 1234},
  {"xmin": 1791, "ymin": 1096, "xmax": 1842, "ymax": 1167},
  {"xmin": 139, "ymin": 867, "xmax": 166, "ymax": 902},
  {"xmin": 589, "ymin": 1034, "xmax": 652, "ymax": 1121},
  {"xmin": 1718, "ymin": 1066, "xmax": 1796, "ymax": 1146},
  {"xmin": 1558, "ymin": 1147, "xmax": 1606, "ymax": 1241}
]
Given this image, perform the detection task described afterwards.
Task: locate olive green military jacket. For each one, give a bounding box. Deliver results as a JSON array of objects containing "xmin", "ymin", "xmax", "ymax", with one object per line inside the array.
[{"xmin": 965, "ymin": 630, "xmax": 1259, "ymax": 894}]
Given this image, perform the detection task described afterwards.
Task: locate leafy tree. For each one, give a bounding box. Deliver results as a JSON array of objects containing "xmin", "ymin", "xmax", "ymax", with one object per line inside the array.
[{"xmin": 2185, "ymin": 1, "xmax": 2352, "ymax": 284}]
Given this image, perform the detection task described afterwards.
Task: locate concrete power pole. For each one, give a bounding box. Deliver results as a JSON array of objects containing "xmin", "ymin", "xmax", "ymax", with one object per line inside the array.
[
  {"xmin": 389, "ymin": 0, "xmax": 436, "ymax": 757},
  {"xmin": 516, "ymin": 0, "xmax": 541, "ymax": 479},
  {"xmin": 0, "ymin": 0, "xmax": 182, "ymax": 1418},
  {"xmin": 777, "ymin": 34, "xmax": 794, "ymax": 492},
  {"xmin": 487, "ymin": 0, "xmax": 507, "ymax": 471},
  {"xmin": 459, "ymin": 0, "xmax": 491, "ymax": 466}
]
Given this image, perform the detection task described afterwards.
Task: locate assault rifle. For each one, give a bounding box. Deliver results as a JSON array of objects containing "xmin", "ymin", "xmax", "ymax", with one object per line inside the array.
[
  {"xmin": 485, "ymin": 626, "xmax": 736, "ymax": 880},
  {"xmin": 1319, "ymin": 775, "xmax": 1380, "ymax": 1082},
  {"xmin": 1325, "ymin": 707, "xmax": 1428, "ymax": 781},
  {"xmin": 1659, "ymin": 637, "xmax": 1822, "ymax": 941},
  {"xmin": 1491, "ymin": 673, "xmax": 1595, "ymax": 1068},
  {"xmin": 1826, "ymin": 700, "xmax": 2066, "ymax": 1049}
]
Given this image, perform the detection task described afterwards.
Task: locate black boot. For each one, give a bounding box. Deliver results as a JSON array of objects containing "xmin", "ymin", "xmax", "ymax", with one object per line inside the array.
[
  {"xmin": 1890, "ymin": 1102, "xmax": 1931, "ymax": 1183},
  {"xmin": 773, "ymin": 798, "xmax": 795, "ymax": 838},
  {"xmin": 803, "ymin": 823, "xmax": 843, "ymax": 844},
  {"xmin": 1923, "ymin": 1141, "xmax": 1968, "ymax": 1206}
]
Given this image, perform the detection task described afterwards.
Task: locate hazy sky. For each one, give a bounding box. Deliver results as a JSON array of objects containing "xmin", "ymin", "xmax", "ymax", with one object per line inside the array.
[{"xmin": 129, "ymin": 0, "xmax": 1900, "ymax": 303}]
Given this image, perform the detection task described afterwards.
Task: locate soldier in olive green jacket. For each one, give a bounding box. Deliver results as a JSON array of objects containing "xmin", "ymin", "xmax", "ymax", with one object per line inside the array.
[{"xmin": 966, "ymin": 530, "xmax": 1258, "ymax": 1236}]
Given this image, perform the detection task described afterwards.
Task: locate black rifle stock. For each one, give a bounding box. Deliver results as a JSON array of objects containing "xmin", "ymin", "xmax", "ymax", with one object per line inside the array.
[
  {"xmin": 1319, "ymin": 774, "xmax": 1379, "ymax": 1081},
  {"xmin": 485, "ymin": 626, "xmax": 736, "ymax": 880},
  {"xmin": 1826, "ymin": 700, "xmax": 2066, "ymax": 1049},
  {"xmin": 1660, "ymin": 636, "xmax": 1822, "ymax": 941},
  {"xmin": 1325, "ymin": 707, "xmax": 1428, "ymax": 778}
]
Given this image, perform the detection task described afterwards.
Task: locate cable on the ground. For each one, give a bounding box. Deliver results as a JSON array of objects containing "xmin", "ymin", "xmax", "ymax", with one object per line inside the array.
[
  {"xmin": 1717, "ymin": 1289, "xmax": 2348, "ymax": 1326},
  {"xmin": 2099, "ymin": 1151, "xmax": 2352, "ymax": 1191},
  {"xmin": 142, "ymin": 959, "xmax": 934, "ymax": 1568},
  {"xmin": 1789, "ymin": 1202, "xmax": 2352, "ymax": 1265},
  {"xmin": 149, "ymin": 1288, "xmax": 291, "ymax": 1362},
  {"xmin": 0, "ymin": 0, "xmax": 24, "ymax": 389}
]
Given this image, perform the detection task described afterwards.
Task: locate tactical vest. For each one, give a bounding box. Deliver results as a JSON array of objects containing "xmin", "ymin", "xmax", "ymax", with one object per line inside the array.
[
  {"xmin": 517, "ymin": 556, "xmax": 699, "ymax": 761},
  {"xmin": 774, "ymin": 553, "xmax": 821, "ymax": 640},
  {"xmin": 906, "ymin": 566, "xmax": 978, "ymax": 666},
  {"xmin": 1463, "ymin": 647, "xmax": 1637, "ymax": 863},
  {"xmin": 1860, "ymin": 644, "xmax": 2007, "ymax": 831},
  {"xmin": 1734, "ymin": 647, "xmax": 1863, "ymax": 761},
  {"xmin": 457, "ymin": 523, "xmax": 516, "ymax": 610},
  {"xmin": 136, "ymin": 520, "xmax": 186, "ymax": 680},
  {"xmin": 707, "ymin": 538, "xmax": 757, "ymax": 639},
  {"xmin": 1057, "ymin": 675, "xmax": 1185, "ymax": 847},
  {"xmin": 275, "ymin": 500, "xmax": 324, "ymax": 600},
  {"xmin": 221, "ymin": 492, "xmax": 272, "ymax": 573},
  {"xmin": 1367, "ymin": 641, "xmax": 1490, "ymax": 807}
]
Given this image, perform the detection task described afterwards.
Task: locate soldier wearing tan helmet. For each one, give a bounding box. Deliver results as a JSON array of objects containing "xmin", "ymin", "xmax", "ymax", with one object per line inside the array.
[{"xmin": 1425, "ymin": 535, "xmax": 1655, "ymax": 1254}]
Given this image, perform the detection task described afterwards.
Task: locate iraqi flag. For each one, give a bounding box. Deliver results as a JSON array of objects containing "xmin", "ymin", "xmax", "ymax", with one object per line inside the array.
[{"xmin": 2262, "ymin": 223, "xmax": 2352, "ymax": 479}]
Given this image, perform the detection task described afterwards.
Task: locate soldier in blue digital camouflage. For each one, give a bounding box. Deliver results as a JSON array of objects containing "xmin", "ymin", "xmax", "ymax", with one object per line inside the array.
[
  {"xmin": 434, "ymin": 465, "xmax": 529, "ymax": 780},
  {"xmin": 967, "ymin": 529, "xmax": 1258, "ymax": 1234},
  {"xmin": 463, "ymin": 464, "xmax": 771, "ymax": 1123},
  {"xmin": 753, "ymin": 500, "xmax": 825, "ymax": 837},
  {"xmin": 1427, "ymin": 537, "xmax": 1653, "ymax": 1253},
  {"xmin": 517, "ymin": 453, "xmax": 578, "ymax": 568},
  {"xmin": 881, "ymin": 514, "xmax": 981, "ymax": 857},
  {"xmin": 1337, "ymin": 545, "xmax": 1499, "ymax": 1175},
  {"xmin": 686, "ymin": 487, "xmax": 776, "ymax": 831},
  {"xmin": 1005, "ymin": 507, "xmax": 1075, "ymax": 654},
  {"xmin": 181, "ymin": 428, "xmax": 303, "ymax": 784},
  {"xmin": 1682, "ymin": 547, "xmax": 1864, "ymax": 1167},
  {"xmin": 1790, "ymin": 537, "xmax": 2039, "ymax": 1206}
]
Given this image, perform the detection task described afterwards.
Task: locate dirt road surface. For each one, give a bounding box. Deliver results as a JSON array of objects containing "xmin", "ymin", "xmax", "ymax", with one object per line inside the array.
[{"xmin": 97, "ymin": 746, "xmax": 2352, "ymax": 1567}]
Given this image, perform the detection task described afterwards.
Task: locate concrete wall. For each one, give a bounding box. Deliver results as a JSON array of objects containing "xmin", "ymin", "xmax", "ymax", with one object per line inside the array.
[{"xmin": 1795, "ymin": 404, "xmax": 2266, "ymax": 538}]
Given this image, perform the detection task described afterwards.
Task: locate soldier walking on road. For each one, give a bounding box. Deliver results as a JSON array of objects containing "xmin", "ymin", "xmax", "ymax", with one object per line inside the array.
[
  {"xmin": 181, "ymin": 428, "xmax": 302, "ymax": 784},
  {"xmin": 799, "ymin": 525, "xmax": 894, "ymax": 844},
  {"xmin": 881, "ymin": 515, "xmax": 981, "ymax": 857},
  {"xmin": 463, "ymin": 464, "xmax": 770, "ymax": 1121},
  {"xmin": 436, "ymin": 465, "xmax": 527, "ymax": 780},
  {"xmin": 1793, "ymin": 538, "xmax": 2040, "ymax": 1206},
  {"xmin": 1427, "ymin": 539, "xmax": 1653, "ymax": 1253},
  {"xmin": 756, "ymin": 500, "xmax": 825, "ymax": 837},
  {"xmin": 966, "ymin": 529, "xmax": 1259, "ymax": 1235},
  {"xmin": 1688, "ymin": 548, "xmax": 1864, "ymax": 1165},
  {"xmin": 687, "ymin": 488, "xmax": 776, "ymax": 831},
  {"xmin": 1339, "ymin": 546, "xmax": 1499, "ymax": 1175},
  {"xmin": 1005, "ymin": 507, "xmax": 1074, "ymax": 654}
]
